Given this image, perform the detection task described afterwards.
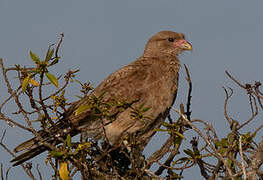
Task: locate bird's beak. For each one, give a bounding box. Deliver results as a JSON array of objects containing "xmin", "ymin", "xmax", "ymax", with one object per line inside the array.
[{"xmin": 180, "ymin": 40, "xmax": 192, "ymax": 51}]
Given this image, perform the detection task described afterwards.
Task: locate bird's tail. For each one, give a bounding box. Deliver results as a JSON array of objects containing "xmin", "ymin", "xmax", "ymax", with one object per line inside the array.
[
  {"xmin": 10, "ymin": 120, "xmax": 79, "ymax": 166},
  {"xmin": 11, "ymin": 143, "xmax": 48, "ymax": 166}
]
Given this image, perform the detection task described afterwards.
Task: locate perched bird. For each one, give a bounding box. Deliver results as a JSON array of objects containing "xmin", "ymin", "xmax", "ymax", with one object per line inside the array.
[{"xmin": 11, "ymin": 31, "xmax": 192, "ymax": 166}]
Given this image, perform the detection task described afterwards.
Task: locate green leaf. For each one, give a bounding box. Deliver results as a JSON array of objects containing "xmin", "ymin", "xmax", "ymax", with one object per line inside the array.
[
  {"xmin": 30, "ymin": 50, "xmax": 41, "ymax": 64},
  {"xmin": 21, "ymin": 75, "xmax": 31, "ymax": 92},
  {"xmin": 74, "ymin": 142, "xmax": 92, "ymax": 154},
  {"xmin": 66, "ymin": 134, "xmax": 71, "ymax": 147},
  {"xmin": 75, "ymin": 104, "xmax": 91, "ymax": 116},
  {"xmin": 154, "ymin": 128, "xmax": 167, "ymax": 132},
  {"xmin": 221, "ymin": 138, "xmax": 229, "ymax": 147},
  {"xmin": 175, "ymin": 131, "xmax": 185, "ymax": 139},
  {"xmin": 162, "ymin": 122, "xmax": 171, "ymax": 128},
  {"xmin": 45, "ymin": 48, "xmax": 54, "ymax": 62},
  {"xmin": 184, "ymin": 149, "xmax": 194, "ymax": 158},
  {"xmin": 49, "ymin": 150, "xmax": 64, "ymax": 158},
  {"xmin": 172, "ymin": 157, "xmax": 189, "ymax": 166},
  {"xmin": 45, "ymin": 72, "xmax": 59, "ymax": 88},
  {"xmin": 174, "ymin": 136, "xmax": 181, "ymax": 144},
  {"xmin": 227, "ymin": 158, "xmax": 233, "ymax": 167}
]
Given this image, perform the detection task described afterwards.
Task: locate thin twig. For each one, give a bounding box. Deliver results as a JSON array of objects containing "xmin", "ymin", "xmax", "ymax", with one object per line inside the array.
[
  {"xmin": 238, "ymin": 94, "xmax": 258, "ymax": 130},
  {"xmin": 225, "ymin": 71, "xmax": 246, "ymax": 89},
  {"xmin": 144, "ymin": 169, "xmax": 164, "ymax": 180},
  {"xmin": 239, "ymin": 136, "xmax": 247, "ymax": 180},
  {"xmin": 1, "ymin": 163, "xmax": 3, "ymax": 180},
  {"xmin": 184, "ymin": 64, "xmax": 192, "ymax": 121},
  {"xmin": 223, "ymin": 87, "xmax": 234, "ymax": 125},
  {"xmin": 36, "ymin": 164, "xmax": 43, "ymax": 180},
  {"xmin": 55, "ymin": 33, "xmax": 64, "ymax": 58},
  {"xmin": 0, "ymin": 129, "xmax": 36, "ymax": 179},
  {"xmin": 145, "ymin": 136, "xmax": 173, "ymax": 168},
  {"xmin": 173, "ymin": 108, "xmax": 235, "ymax": 180}
]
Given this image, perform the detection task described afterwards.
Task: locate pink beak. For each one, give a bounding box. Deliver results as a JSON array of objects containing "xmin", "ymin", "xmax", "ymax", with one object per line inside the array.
[{"xmin": 175, "ymin": 39, "xmax": 192, "ymax": 50}]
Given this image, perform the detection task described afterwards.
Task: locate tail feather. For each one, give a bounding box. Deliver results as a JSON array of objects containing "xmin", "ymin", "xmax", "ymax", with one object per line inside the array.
[
  {"xmin": 11, "ymin": 119, "xmax": 80, "ymax": 166},
  {"xmin": 13, "ymin": 129, "xmax": 55, "ymax": 153},
  {"xmin": 11, "ymin": 145, "xmax": 47, "ymax": 166},
  {"xmin": 11, "ymin": 130, "xmax": 55, "ymax": 166},
  {"xmin": 14, "ymin": 137, "xmax": 37, "ymax": 153}
]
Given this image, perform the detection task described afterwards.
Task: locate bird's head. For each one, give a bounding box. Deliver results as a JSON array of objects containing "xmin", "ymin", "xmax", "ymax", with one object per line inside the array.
[{"xmin": 143, "ymin": 31, "xmax": 192, "ymax": 58}]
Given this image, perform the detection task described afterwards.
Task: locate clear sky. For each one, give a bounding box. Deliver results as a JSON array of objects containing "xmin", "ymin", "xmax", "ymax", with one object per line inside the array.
[{"xmin": 1, "ymin": 0, "xmax": 263, "ymax": 179}]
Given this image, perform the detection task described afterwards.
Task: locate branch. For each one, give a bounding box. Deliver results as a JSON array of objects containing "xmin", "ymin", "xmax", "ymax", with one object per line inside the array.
[
  {"xmin": 225, "ymin": 71, "xmax": 246, "ymax": 89},
  {"xmin": 55, "ymin": 33, "xmax": 64, "ymax": 58},
  {"xmin": 239, "ymin": 136, "xmax": 247, "ymax": 180},
  {"xmin": 184, "ymin": 64, "xmax": 192, "ymax": 121},
  {"xmin": 0, "ymin": 129, "xmax": 36, "ymax": 179},
  {"xmin": 172, "ymin": 108, "xmax": 235, "ymax": 180},
  {"xmin": 223, "ymin": 87, "xmax": 233, "ymax": 125}
]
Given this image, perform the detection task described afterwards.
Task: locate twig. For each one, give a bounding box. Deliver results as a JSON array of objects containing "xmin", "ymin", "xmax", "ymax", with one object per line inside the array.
[
  {"xmin": 190, "ymin": 137, "xmax": 210, "ymax": 179},
  {"xmin": 1, "ymin": 59, "xmax": 56, "ymax": 151},
  {"xmin": 154, "ymin": 145, "xmax": 179, "ymax": 176},
  {"xmin": 42, "ymin": 71, "xmax": 71, "ymax": 101},
  {"xmin": 184, "ymin": 64, "xmax": 192, "ymax": 121},
  {"xmin": 238, "ymin": 94, "xmax": 258, "ymax": 130},
  {"xmin": 146, "ymin": 137, "xmax": 173, "ymax": 169},
  {"xmin": 172, "ymin": 108, "xmax": 235, "ymax": 180},
  {"xmin": 253, "ymin": 124, "xmax": 263, "ymax": 136},
  {"xmin": 144, "ymin": 169, "xmax": 164, "ymax": 180},
  {"xmin": 223, "ymin": 87, "xmax": 233, "ymax": 125},
  {"xmin": 1, "ymin": 163, "xmax": 3, "ymax": 180},
  {"xmin": 36, "ymin": 164, "xmax": 43, "ymax": 180},
  {"xmin": 239, "ymin": 136, "xmax": 247, "ymax": 180},
  {"xmin": 0, "ymin": 129, "xmax": 36, "ymax": 179},
  {"xmin": 5, "ymin": 166, "xmax": 11, "ymax": 180},
  {"xmin": 225, "ymin": 71, "xmax": 246, "ymax": 89},
  {"xmin": 0, "ymin": 59, "xmax": 36, "ymax": 134},
  {"xmin": 55, "ymin": 33, "xmax": 64, "ymax": 58},
  {"xmin": 0, "ymin": 112, "xmax": 31, "ymax": 131},
  {"xmin": 192, "ymin": 119, "xmax": 218, "ymax": 141}
]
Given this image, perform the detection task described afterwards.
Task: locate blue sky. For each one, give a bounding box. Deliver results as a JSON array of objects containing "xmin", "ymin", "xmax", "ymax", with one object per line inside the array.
[{"xmin": 1, "ymin": 0, "xmax": 263, "ymax": 179}]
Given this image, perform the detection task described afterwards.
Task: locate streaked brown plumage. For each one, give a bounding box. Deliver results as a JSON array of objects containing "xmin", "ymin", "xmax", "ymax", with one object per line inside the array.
[{"xmin": 11, "ymin": 31, "xmax": 192, "ymax": 166}]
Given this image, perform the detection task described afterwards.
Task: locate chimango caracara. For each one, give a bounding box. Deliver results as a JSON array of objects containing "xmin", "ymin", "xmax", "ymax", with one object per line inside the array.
[{"xmin": 11, "ymin": 31, "xmax": 192, "ymax": 166}]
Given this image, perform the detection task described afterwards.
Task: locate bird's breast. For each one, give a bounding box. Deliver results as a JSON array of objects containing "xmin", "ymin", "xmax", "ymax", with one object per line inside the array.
[{"xmin": 142, "ymin": 63, "xmax": 179, "ymax": 117}]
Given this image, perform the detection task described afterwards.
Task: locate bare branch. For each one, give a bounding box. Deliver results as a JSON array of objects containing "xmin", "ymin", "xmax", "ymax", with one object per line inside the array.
[
  {"xmin": 223, "ymin": 87, "xmax": 233, "ymax": 125},
  {"xmin": 36, "ymin": 164, "xmax": 42, "ymax": 180},
  {"xmin": 184, "ymin": 64, "xmax": 192, "ymax": 121},
  {"xmin": 225, "ymin": 71, "xmax": 246, "ymax": 89},
  {"xmin": 239, "ymin": 136, "xmax": 247, "ymax": 180},
  {"xmin": 55, "ymin": 33, "xmax": 64, "ymax": 58}
]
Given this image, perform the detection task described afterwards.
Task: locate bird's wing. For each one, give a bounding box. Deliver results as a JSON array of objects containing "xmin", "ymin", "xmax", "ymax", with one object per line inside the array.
[
  {"xmin": 94, "ymin": 58, "xmax": 151, "ymax": 102},
  {"xmin": 68, "ymin": 57, "xmax": 154, "ymax": 126}
]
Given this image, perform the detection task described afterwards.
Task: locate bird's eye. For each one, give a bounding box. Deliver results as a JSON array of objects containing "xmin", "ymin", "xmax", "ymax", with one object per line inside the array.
[{"xmin": 168, "ymin": 37, "xmax": 174, "ymax": 42}]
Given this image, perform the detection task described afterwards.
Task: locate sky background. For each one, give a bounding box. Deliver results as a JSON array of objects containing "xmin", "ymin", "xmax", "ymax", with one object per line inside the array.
[{"xmin": 1, "ymin": 0, "xmax": 263, "ymax": 179}]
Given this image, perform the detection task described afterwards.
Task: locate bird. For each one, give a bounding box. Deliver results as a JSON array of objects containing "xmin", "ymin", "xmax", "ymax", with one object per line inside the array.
[{"xmin": 11, "ymin": 30, "xmax": 192, "ymax": 166}]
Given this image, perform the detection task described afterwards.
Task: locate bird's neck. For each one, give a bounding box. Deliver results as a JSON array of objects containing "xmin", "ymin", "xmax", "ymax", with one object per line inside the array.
[{"xmin": 142, "ymin": 54, "xmax": 180, "ymax": 66}]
